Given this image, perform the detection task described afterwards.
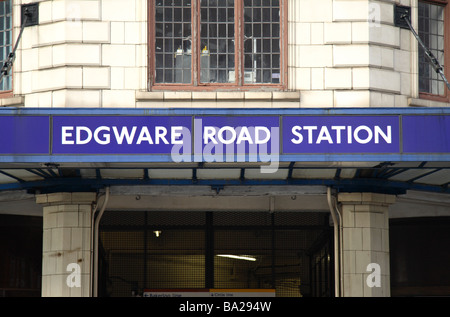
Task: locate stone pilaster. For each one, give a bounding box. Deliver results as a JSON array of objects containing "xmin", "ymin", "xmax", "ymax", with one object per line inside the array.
[
  {"xmin": 338, "ymin": 192, "xmax": 396, "ymax": 297},
  {"xmin": 36, "ymin": 192, "xmax": 96, "ymax": 297}
]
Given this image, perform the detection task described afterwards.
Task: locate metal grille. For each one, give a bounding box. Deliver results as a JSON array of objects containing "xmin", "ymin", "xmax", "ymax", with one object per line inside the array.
[
  {"xmin": 99, "ymin": 210, "xmax": 333, "ymax": 297},
  {"xmin": 418, "ymin": 1, "xmax": 445, "ymax": 95},
  {"xmin": 310, "ymin": 231, "xmax": 333, "ymax": 297}
]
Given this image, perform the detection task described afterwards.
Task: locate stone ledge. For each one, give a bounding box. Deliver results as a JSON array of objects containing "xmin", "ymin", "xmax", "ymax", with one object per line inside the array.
[
  {"xmin": 409, "ymin": 97, "xmax": 450, "ymax": 108},
  {"xmin": 0, "ymin": 96, "xmax": 24, "ymax": 107},
  {"xmin": 136, "ymin": 90, "xmax": 300, "ymax": 101}
]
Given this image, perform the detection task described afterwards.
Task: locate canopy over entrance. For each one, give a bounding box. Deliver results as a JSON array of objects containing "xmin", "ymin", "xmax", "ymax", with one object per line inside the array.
[{"xmin": 0, "ymin": 107, "xmax": 448, "ymax": 196}]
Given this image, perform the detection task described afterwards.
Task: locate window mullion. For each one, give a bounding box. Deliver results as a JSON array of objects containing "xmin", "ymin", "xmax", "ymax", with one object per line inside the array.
[
  {"xmin": 193, "ymin": 0, "xmax": 199, "ymax": 86},
  {"xmin": 236, "ymin": 0, "xmax": 243, "ymax": 86}
]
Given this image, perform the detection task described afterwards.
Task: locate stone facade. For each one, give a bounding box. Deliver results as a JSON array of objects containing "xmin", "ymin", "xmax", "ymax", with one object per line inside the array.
[
  {"xmin": 9, "ymin": 0, "xmax": 429, "ymax": 109},
  {"xmin": 6, "ymin": 0, "xmax": 446, "ymax": 298}
]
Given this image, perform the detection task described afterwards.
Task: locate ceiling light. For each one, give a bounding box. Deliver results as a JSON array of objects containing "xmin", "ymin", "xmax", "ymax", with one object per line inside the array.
[{"xmin": 216, "ymin": 254, "xmax": 257, "ymax": 262}]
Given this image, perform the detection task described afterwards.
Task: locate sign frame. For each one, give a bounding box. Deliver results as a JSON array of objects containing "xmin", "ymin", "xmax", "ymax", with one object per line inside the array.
[{"xmin": 0, "ymin": 107, "xmax": 449, "ymax": 164}]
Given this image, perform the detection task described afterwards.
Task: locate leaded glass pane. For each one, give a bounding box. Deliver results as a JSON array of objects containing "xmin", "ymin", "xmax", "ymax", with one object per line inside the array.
[
  {"xmin": 418, "ymin": 1, "xmax": 445, "ymax": 95},
  {"xmin": 0, "ymin": 0, "xmax": 12, "ymax": 91},
  {"xmin": 154, "ymin": 0, "xmax": 192, "ymax": 84},
  {"xmin": 244, "ymin": 0, "xmax": 281, "ymax": 84},
  {"xmin": 200, "ymin": 0, "xmax": 236, "ymax": 83}
]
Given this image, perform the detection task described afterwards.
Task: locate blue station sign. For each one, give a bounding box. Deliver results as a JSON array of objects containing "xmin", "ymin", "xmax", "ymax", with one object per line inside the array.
[{"xmin": 0, "ymin": 108, "xmax": 449, "ymax": 163}]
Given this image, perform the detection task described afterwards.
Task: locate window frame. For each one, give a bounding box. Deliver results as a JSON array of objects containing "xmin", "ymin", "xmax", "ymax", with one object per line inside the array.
[
  {"xmin": 418, "ymin": 0, "xmax": 450, "ymax": 103},
  {"xmin": 0, "ymin": 0, "xmax": 13, "ymax": 98},
  {"xmin": 148, "ymin": 0, "xmax": 288, "ymax": 91}
]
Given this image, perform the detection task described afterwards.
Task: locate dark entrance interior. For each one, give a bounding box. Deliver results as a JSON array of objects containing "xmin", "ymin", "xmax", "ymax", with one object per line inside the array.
[
  {"xmin": 0, "ymin": 215, "xmax": 42, "ymax": 297},
  {"xmin": 390, "ymin": 217, "xmax": 450, "ymax": 297},
  {"xmin": 98, "ymin": 210, "xmax": 334, "ymax": 297}
]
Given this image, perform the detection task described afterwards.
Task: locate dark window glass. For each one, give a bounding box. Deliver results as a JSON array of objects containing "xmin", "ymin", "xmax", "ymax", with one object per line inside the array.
[
  {"xmin": 418, "ymin": 1, "xmax": 445, "ymax": 96},
  {"xmin": 155, "ymin": 0, "xmax": 192, "ymax": 84},
  {"xmin": 0, "ymin": 0, "xmax": 12, "ymax": 91},
  {"xmin": 243, "ymin": 0, "xmax": 281, "ymax": 84}
]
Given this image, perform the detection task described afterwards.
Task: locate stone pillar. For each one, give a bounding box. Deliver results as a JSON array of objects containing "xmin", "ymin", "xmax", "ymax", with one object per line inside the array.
[
  {"xmin": 36, "ymin": 192, "xmax": 97, "ymax": 297},
  {"xmin": 338, "ymin": 192, "xmax": 396, "ymax": 297}
]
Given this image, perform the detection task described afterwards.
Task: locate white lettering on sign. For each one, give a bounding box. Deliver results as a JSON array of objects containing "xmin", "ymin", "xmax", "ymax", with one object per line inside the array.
[
  {"xmin": 61, "ymin": 126, "xmax": 186, "ymax": 145},
  {"xmin": 290, "ymin": 125, "xmax": 392, "ymax": 145},
  {"xmin": 113, "ymin": 126, "xmax": 137, "ymax": 144},
  {"xmin": 203, "ymin": 126, "xmax": 271, "ymax": 145}
]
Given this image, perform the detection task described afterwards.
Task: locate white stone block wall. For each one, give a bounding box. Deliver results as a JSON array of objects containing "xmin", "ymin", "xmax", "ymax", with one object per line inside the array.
[
  {"xmin": 11, "ymin": 0, "xmax": 422, "ymax": 108},
  {"xmin": 288, "ymin": 0, "xmax": 417, "ymax": 107},
  {"xmin": 14, "ymin": 0, "xmax": 147, "ymax": 108}
]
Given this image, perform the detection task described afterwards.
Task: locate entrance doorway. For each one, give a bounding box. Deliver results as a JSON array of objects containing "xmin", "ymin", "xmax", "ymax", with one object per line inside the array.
[{"xmin": 98, "ymin": 210, "xmax": 333, "ymax": 297}]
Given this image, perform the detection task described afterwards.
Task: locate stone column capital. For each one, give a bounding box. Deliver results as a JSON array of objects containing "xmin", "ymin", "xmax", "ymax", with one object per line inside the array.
[
  {"xmin": 338, "ymin": 192, "xmax": 396, "ymax": 206},
  {"xmin": 36, "ymin": 192, "xmax": 97, "ymax": 206}
]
